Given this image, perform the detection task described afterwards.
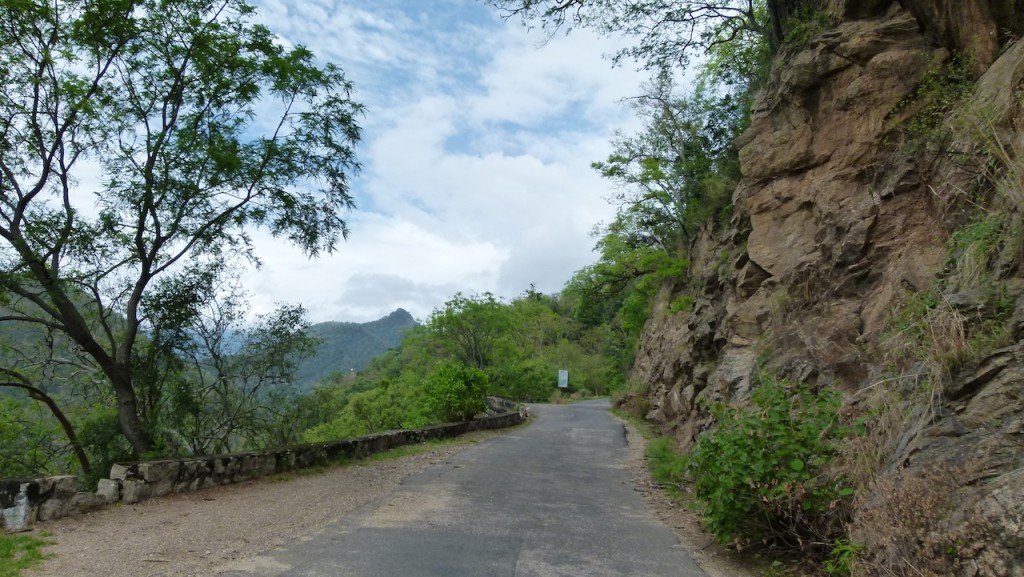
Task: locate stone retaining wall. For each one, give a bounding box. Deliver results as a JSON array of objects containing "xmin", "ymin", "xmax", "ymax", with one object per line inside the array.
[{"xmin": 1, "ymin": 410, "xmax": 525, "ymax": 532}]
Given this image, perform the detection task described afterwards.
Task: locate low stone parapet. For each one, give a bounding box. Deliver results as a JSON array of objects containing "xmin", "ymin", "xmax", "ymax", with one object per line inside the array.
[
  {"xmin": 1, "ymin": 410, "xmax": 524, "ymax": 532},
  {"xmin": 1, "ymin": 475, "xmax": 112, "ymax": 532}
]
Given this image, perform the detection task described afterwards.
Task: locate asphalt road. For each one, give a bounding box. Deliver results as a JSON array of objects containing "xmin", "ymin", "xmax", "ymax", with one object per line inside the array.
[{"xmin": 217, "ymin": 400, "xmax": 706, "ymax": 577}]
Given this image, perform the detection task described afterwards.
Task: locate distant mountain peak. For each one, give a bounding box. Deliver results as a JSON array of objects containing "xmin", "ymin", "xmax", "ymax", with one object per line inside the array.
[{"xmin": 389, "ymin": 308, "xmax": 412, "ymax": 319}]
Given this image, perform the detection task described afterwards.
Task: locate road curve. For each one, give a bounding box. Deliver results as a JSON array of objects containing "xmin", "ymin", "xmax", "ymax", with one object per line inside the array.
[{"xmin": 217, "ymin": 400, "xmax": 706, "ymax": 577}]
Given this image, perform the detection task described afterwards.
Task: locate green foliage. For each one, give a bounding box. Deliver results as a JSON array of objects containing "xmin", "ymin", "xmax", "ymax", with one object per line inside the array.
[
  {"xmin": 73, "ymin": 405, "xmax": 133, "ymax": 487},
  {"xmin": 293, "ymin": 310, "xmax": 417, "ymax": 390},
  {"xmin": 489, "ymin": 0, "xmax": 772, "ymax": 71},
  {"xmin": 565, "ymin": 71, "xmax": 746, "ymax": 380},
  {"xmin": 0, "ymin": 397, "xmax": 71, "ymax": 479},
  {"xmin": 700, "ymin": 2, "xmax": 771, "ymax": 91},
  {"xmin": 883, "ymin": 212, "xmax": 1014, "ymax": 386},
  {"xmin": 426, "ymin": 293, "xmax": 513, "ymax": 370},
  {"xmin": 687, "ymin": 376, "xmax": 853, "ymax": 553},
  {"xmin": 887, "ymin": 289, "xmax": 941, "ymax": 353},
  {"xmin": 0, "ymin": 533, "xmax": 51, "ymax": 577},
  {"xmin": 488, "ymin": 359, "xmax": 556, "ymax": 402},
  {"xmin": 668, "ymin": 295, "xmax": 695, "ymax": 314},
  {"xmin": 948, "ymin": 214, "xmax": 1005, "ymax": 290},
  {"xmin": 424, "ymin": 361, "xmax": 489, "ymax": 423},
  {"xmin": 302, "ymin": 377, "xmax": 431, "ymax": 441},
  {"xmin": 782, "ymin": 1, "xmax": 836, "ymax": 47},
  {"xmin": 593, "ymin": 78, "xmax": 743, "ymax": 252},
  {"xmin": 824, "ymin": 539, "xmax": 864, "ymax": 577},
  {"xmin": 891, "ymin": 51, "xmax": 975, "ymax": 151},
  {"xmin": 165, "ymin": 295, "xmax": 317, "ymax": 455},
  {"xmin": 0, "ymin": 0, "xmax": 363, "ymax": 455}
]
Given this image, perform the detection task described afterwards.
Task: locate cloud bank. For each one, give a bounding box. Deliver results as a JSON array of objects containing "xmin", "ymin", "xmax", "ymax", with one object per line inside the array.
[{"xmin": 244, "ymin": 0, "xmax": 645, "ymax": 322}]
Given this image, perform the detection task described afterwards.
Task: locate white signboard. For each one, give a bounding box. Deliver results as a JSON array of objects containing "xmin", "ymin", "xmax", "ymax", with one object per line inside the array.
[{"xmin": 557, "ymin": 369, "xmax": 569, "ymax": 389}]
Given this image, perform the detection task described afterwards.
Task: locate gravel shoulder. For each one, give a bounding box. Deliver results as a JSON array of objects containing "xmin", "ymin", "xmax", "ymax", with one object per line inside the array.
[
  {"xmin": 27, "ymin": 434, "xmax": 500, "ymax": 577},
  {"xmin": 25, "ymin": 413, "xmax": 756, "ymax": 577}
]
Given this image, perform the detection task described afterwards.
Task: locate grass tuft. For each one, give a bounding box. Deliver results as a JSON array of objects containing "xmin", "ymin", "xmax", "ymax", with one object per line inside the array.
[{"xmin": 0, "ymin": 532, "xmax": 52, "ymax": 577}]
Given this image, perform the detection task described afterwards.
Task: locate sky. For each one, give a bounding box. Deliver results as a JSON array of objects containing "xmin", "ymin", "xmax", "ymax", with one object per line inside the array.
[{"xmin": 241, "ymin": 0, "xmax": 648, "ymax": 323}]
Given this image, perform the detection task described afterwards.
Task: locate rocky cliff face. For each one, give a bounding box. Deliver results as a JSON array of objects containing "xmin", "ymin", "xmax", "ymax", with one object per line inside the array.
[{"xmin": 629, "ymin": 2, "xmax": 1024, "ymax": 574}]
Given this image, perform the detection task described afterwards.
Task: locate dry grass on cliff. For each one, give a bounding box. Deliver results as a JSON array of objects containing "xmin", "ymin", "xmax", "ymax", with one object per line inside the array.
[
  {"xmin": 880, "ymin": 292, "xmax": 973, "ymax": 390},
  {"xmin": 849, "ymin": 461, "xmax": 993, "ymax": 577},
  {"xmin": 833, "ymin": 387, "xmax": 914, "ymax": 491}
]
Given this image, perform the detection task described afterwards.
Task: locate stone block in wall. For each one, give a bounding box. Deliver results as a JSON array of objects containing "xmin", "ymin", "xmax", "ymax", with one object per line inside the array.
[
  {"xmin": 34, "ymin": 475, "xmax": 77, "ymax": 522},
  {"xmin": 174, "ymin": 476, "xmax": 197, "ymax": 494},
  {"xmin": 122, "ymin": 479, "xmax": 151, "ymax": 505},
  {"xmin": 108, "ymin": 463, "xmax": 131, "ymax": 480},
  {"xmin": 239, "ymin": 453, "xmax": 276, "ymax": 480},
  {"xmin": 68, "ymin": 492, "xmax": 107, "ymax": 517},
  {"xmin": 2, "ymin": 488, "xmax": 30, "ymax": 532},
  {"xmin": 50, "ymin": 476, "xmax": 77, "ymax": 496},
  {"xmin": 174, "ymin": 461, "xmax": 199, "ymax": 494},
  {"xmin": 96, "ymin": 479, "xmax": 120, "ymax": 504},
  {"xmin": 214, "ymin": 456, "xmax": 240, "ymax": 479},
  {"xmin": 278, "ymin": 450, "xmax": 296, "ymax": 472},
  {"xmin": 139, "ymin": 461, "xmax": 180, "ymax": 497}
]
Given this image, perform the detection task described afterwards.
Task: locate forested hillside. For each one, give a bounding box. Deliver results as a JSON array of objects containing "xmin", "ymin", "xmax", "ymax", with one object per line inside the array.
[{"xmin": 293, "ymin": 309, "xmax": 418, "ymax": 390}]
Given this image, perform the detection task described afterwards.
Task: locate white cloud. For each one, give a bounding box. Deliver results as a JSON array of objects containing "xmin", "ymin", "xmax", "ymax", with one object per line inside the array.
[
  {"xmin": 241, "ymin": 0, "xmax": 647, "ymax": 323},
  {"xmin": 243, "ymin": 212, "xmax": 508, "ymax": 322}
]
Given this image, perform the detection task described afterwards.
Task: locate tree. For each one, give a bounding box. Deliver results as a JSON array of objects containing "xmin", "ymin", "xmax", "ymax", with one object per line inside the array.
[
  {"xmin": 168, "ymin": 290, "xmax": 317, "ymax": 455},
  {"xmin": 423, "ymin": 361, "xmax": 488, "ymax": 423},
  {"xmin": 0, "ymin": 0, "xmax": 362, "ymax": 455},
  {"xmin": 488, "ymin": 0, "xmax": 774, "ymax": 70},
  {"xmin": 425, "ymin": 293, "xmax": 513, "ymax": 370},
  {"xmin": 0, "ymin": 393, "xmax": 81, "ymax": 478},
  {"xmin": 593, "ymin": 76, "xmax": 745, "ymax": 252}
]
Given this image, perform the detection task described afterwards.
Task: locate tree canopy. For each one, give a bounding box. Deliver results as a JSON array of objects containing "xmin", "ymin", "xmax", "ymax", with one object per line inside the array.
[
  {"xmin": 0, "ymin": 0, "xmax": 362, "ymax": 455},
  {"xmin": 489, "ymin": 0, "xmax": 776, "ymax": 70}
]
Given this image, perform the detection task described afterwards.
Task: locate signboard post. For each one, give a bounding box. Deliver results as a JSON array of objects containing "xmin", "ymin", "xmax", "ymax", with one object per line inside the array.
[{"xmin": 557, "ymin": 369, "xmax": 569, "ymax": 389}]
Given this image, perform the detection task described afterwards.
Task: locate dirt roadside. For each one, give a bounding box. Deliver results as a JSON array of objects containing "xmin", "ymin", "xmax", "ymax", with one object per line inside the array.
[
  {"xmin": 25, "ymin": 437, "xmax": 494, "ymax": 577},
  {"xmin": 23, "ymin": 419, "xmax": 755, "ymax": 577},
  {"xmin": 617, "ymin": 416, "xmax": 759, "ymax": 577}
]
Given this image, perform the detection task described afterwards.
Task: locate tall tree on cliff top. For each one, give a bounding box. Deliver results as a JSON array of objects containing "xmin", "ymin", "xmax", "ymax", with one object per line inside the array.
[{"xmin": 0, "ymin": 0, "xmax": 362, "ymax": 456}]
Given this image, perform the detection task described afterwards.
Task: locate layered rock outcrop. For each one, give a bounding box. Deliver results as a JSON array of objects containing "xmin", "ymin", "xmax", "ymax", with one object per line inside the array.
[{"xmin": 630, "ymin": 2, "xmax": 1024, "ymax": 574}]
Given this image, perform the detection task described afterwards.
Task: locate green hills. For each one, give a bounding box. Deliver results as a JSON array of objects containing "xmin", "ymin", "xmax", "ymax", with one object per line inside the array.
[{"xmin": 293, "ymin": 308, "xmax": 418, "ymax": 390}]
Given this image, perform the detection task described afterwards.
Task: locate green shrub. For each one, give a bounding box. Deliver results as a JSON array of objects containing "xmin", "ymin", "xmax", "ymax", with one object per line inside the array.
[
  {"xmin": 891, "ymin": 51, "xmax": 975, "ymax": 152},
  {"xmin": 424, "ymin": 361, "xmax": 488, "ymax": 422},
  {"xmin": 669, "ymin": 295, "xmax": 695, "ymax": 314},
  {"xmin": 783, "ymin": 2, "xmax": 837, "ymax": 47},
  {"xmin": 75, "ymin": 405, "xmax": 133, "ymax": 488},
  {"xmin": 687, "ymin": 376, "xmax": 853, "ymax": 554},
  {"xmin": 824, "ymin": 539, "xmax": 864, "ymax": 577},
  {"xmin": 489, "ymin": 359, "xmax": 555, "ymax": 402}
]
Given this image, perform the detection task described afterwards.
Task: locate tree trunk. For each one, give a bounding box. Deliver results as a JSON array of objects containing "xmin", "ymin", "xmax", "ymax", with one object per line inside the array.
[
  {"xmin": 0, "ymin": 380, "xmax": 92, "ymax": 479},
  {"xmin": 107, "ymin": 366, "xmax": 155, "ymax": 456},
  {"xmin": 766, "ymin": 0, "xmax": 788, "ymax": 50}
]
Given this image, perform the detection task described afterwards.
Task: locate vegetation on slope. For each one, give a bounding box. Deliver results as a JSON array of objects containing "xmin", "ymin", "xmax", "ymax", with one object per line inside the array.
[{"xmin": 293, "ymin": 309, "xmax": 418, "ymax": 390}]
